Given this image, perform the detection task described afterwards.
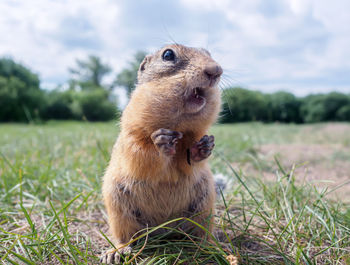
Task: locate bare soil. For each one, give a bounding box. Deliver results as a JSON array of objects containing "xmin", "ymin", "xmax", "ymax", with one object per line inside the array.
[{"xmin": 252, "ymin": 123, "xmax": 350, "ymax": 202}]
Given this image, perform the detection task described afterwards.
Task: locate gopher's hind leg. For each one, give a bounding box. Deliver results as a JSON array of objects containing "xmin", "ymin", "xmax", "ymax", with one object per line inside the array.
[
  {"xmin": 100, "ymin": 213, "xmax": 141, "ymax": 264},
  {"xmin": 100, "ymin": 246, "xmax": 132, "ymax": 264},
  {"xmin": 183, "ymin": 174, "xmax": 216, "ymax": 239},
  {"xmin": 101, "ymin": 191, "xmax": 142, "ymax": 264}
]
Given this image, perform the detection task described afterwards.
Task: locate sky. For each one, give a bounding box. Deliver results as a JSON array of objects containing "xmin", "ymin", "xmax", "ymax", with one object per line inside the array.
[{"xmin": 1, "ymin": 0, "xmax": 349, "ymax": 98}]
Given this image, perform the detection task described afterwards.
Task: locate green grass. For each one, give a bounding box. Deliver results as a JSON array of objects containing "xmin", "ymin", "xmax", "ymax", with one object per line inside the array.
[{"xmin": 0, "ymin": 121, "xmax": 349, "ymax": 264}]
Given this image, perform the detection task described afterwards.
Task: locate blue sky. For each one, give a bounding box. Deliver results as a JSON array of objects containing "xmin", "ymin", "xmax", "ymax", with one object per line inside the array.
[{"xmin": 1, "ymin": 0, "xmax": 349, "ymax": 97}]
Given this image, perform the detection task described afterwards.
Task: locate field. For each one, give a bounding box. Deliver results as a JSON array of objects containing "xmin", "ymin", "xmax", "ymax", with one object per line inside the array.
[{"xmin": 0, "ymin": 121, "xmax": 349, "ymax": 264}]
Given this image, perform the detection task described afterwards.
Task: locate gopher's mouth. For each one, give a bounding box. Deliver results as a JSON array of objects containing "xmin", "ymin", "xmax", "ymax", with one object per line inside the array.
[
  {"xmin": 188, "ymin": 87, "xmax": 205, "ymax": 105},
  {"xmin": 185, "ymin": 87, "xmax": 207, "ymax": 114}
]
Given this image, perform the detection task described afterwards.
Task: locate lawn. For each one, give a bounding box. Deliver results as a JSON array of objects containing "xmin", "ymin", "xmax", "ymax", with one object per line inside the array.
[{"xmin": 0, "ymin": 121, "xmax": 349, "ymax": 264}]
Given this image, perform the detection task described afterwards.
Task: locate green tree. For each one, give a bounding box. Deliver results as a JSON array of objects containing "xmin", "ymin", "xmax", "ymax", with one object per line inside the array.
[
  {"xmin": 65, "ymin": 55, "xmax": 120, "ymax": 121},
  {"xmin": 41, "ymin": 90, "xmax": 80, "ymax": 120},
  {"xmin": 114, "ymin": 51, "xmax": 146, "ymax": 97},
  {"xmin": 0, "ymin": 58, "xmax": 39, "ymax": 88},
  {"xmin": 301, "ymin": 93, "xmax": 350, "ymax": 122},
  {"xmin": 78, "ymin": 90, "xmax": 118, "ymax": 121},
  {"xmin": 336, "ymin": 105, "xmax": 350, "ymax": 121},
  {"xmin": 220, "ymin": 87, "xmax": 269, "ymax": 123},
  {"xmin": 0, "ymin": 58, "xmax": 44, "ymax": 122},
  {"xmin": 267, "ymin": 91, "xmax": 302, "ymax": 123},
  {"xmin": 69, "ymin": 55, "xmax": 112, "ymax": 91}
]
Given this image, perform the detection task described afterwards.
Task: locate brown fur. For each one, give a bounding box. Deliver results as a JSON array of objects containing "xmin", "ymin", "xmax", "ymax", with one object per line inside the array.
[{"xmin": 101, "ymin": 44, "xmax": 222, "ymax": 263}]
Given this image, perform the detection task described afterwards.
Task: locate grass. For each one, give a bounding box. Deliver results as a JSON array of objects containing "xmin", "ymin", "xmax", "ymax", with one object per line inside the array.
[{"xmin": 0, "ymin": 121, "xmax": 349, "ymax": 264}]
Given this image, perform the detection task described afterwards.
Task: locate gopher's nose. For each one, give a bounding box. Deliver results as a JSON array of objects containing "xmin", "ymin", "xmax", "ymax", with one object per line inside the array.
[{"xmin": 204, "ymin": 63, "xmax": 223, "ymax": 80}]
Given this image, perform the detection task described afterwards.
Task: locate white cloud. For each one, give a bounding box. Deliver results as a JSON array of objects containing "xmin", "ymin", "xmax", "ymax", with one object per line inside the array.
[
  {"xmin": 0, "ymin": 0, "xmax": 349, "ymax": 95},
  {"xmin": 186, "ymin": 0, "xmax": 350, "ymax": 94},
  {"xmin": 0, "ymin": 0, "xmax": 120, "ymax": 86}
]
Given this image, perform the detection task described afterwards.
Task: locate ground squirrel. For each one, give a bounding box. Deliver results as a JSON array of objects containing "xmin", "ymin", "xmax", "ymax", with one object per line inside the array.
[{"xmin": 101, "ymin": 44, "xmax": 223, "ymax": 264}]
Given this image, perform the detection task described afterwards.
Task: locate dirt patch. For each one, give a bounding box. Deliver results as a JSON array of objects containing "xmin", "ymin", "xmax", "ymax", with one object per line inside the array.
[
  {"xmin": 255, "ymin": 143, "xmax": 350, "ymax": 202},
  {"xmin": 68, "ymin": 211, "xmax": 110, "ymax": 254},
  {"xmin": 300, "ymin": 123, "xmax": 350, "ymax": 145}
]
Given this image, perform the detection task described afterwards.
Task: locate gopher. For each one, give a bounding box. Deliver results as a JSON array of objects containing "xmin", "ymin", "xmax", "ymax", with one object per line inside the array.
[{"xmin": 101, "ymin": 44, "xmax": 223, "ymax": 264}]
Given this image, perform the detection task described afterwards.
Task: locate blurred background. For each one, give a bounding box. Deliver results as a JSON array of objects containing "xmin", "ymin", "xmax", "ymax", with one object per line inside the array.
[{"xmin": 1, "ymin": 0, "xmax": 350, "ymax": 123}]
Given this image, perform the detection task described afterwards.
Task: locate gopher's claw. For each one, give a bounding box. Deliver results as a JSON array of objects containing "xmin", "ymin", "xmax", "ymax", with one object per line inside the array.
[
  {"xmin": 190, "ymin": 135, "xmax": 215, "ymax": 162},
  {"xmin": 151, "ymin": 128, "xmax": 183, "ymax": 156}
]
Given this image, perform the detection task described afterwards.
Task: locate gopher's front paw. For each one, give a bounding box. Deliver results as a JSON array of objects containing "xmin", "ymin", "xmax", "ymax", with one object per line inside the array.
[
  {"xmin": 100, "ymin": 246, "xmax": 132, "ymax": 264},
  {"xmin": 151, "ymin": 128, "xmax": 183, "ymax": 156},
  {"xmin": 190, "ymin": 135, "xmax": 215, "ymax": 162}
]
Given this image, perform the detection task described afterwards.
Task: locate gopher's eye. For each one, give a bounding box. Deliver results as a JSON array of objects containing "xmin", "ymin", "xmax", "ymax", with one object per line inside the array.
[{"xmin": 162, "ymin": 49, "xmax": 175, "ymax": 61}]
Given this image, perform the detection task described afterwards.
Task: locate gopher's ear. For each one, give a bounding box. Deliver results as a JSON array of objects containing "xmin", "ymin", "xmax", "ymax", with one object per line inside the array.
[{"xmin": 139, "ymin": 55, "xmax": 150, "ymax": 72}]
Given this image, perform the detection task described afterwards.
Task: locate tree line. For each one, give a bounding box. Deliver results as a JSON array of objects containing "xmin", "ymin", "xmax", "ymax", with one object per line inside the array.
[
  {"xmin": 220, "ymin": 88, "xmax": 350, "ymax": 123},
  {"xmin": 1, "ymin": 54, "xmax": 350, "ymax": 123},
  {"xmin": 0, "ymin": 52, "xmax": 146, "ymax": 122}
]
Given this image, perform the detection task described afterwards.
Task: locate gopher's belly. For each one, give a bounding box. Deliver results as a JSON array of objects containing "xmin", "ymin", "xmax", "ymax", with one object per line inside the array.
[{"xmin": 114, "ymin": 172, "xmax": 211, "ymax": 228}]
